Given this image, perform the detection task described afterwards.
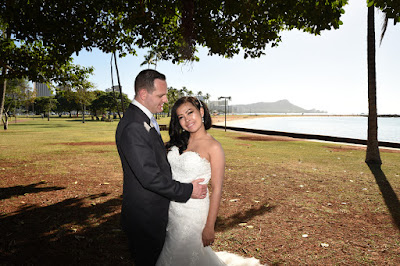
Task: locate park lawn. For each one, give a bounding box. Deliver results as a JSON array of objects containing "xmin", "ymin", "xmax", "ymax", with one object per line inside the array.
[{"xmin": 0, "ymin": 117, "xmax": 399, "ymax": 265}]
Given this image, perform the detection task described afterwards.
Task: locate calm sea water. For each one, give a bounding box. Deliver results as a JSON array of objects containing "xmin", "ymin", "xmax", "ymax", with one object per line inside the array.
[{"xmin": 227, "ymin": 116, "xmax": 400, "ymax": 144}]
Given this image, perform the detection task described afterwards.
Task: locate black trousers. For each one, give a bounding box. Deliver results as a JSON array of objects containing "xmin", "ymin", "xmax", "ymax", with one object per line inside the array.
[{"xmin": 125, "ymin": 227, "xmax": 166, "ymax": 266}]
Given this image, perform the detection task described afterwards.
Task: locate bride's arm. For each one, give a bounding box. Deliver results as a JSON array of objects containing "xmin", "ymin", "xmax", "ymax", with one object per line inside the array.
[{"xmin": 202, "ymin": 141, "xmax": 225, "ymax": 247}]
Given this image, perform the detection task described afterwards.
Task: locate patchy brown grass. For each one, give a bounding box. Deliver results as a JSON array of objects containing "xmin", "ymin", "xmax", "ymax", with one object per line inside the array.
[
  {"xmin": 54, "ymin": 142, "xmax": 116, "ymax": 146},
  {"xmin": 1, "ymin": 119, "xmax": 400, "ymax": 265},
  {"xmin": 324, "ymin": 144, "xmax": 400, "ymax": 154},
  {"xmin": 236, "ymin": 134, "xmax": 297, "ymax": 142}
]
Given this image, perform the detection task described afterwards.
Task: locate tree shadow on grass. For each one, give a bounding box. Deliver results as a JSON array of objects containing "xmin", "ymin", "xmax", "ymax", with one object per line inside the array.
[
  {"xmin": 0, "ymin": 193, "xmax": 131, "ymax": 265},
  {"xmin": 0, "ymin": 191, "xmax": 274, "ymax": 265},
  {"xmin": 65, "ymin": 119, "xmax": 118, "ymax": 123},
  {"xmin": 9, "ymin": 123, "xmax": 72, "ymax": 128},
  {"xmin": 0, "ymin": 181, "xmax": 65, "ymax": 200},
  {"xmin": 367, "ymin": 163, "xmax": 400, "ymax": 231},
  {"xmin": 215, "ymin": 201, "xmax": 275, "ymax": 232}
]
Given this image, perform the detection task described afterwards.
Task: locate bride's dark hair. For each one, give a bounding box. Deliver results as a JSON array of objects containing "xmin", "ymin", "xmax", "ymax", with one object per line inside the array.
[{"xmin": 166, "ymin": 97, "xmax": 212, "ymax": 154}]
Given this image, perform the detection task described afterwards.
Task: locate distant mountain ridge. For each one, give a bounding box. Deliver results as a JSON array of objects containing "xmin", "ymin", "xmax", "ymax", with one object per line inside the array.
[{"xmin": 231, "ymin": 99, "xmax": 326, "ymax": 114}]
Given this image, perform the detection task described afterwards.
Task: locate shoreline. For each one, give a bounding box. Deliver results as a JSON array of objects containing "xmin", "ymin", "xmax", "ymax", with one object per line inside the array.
[
  {"xmin": 211, "ymin": 113, "xmax": 400, "ymax": 127},
  {"xmin": 211, "ymin": 114, "xmax": 359, "ymax": 126},
  {"xmin": 211, "ymin": 115, "xmax": 400, "ymax": 150},
  {"xmin": 212, "ymin": 124, "xmax": 400, "ymax": 151},
  {"xmin": 212, "ymin": 114, "xmax": 275, "ymax": 126}
]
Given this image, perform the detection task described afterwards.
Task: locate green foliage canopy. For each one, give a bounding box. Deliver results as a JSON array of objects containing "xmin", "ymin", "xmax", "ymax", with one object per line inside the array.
[
  {"xmin": 1, "ymin": 0, "xmax": 350, "ymax": 123},
  {"xmin": 34, "ymin": 96, "xmax": 57, "ymax": 115},
  {"xmin": 89, "ymin": 91, "xmax": 131, "ymax": 115},
  {"xmin": 2, "ymin": 0, "xmax": 349, "ymax": 67},
  {"xmin": 132, "ymin": 0, "xmax": 349, "ymax": 61},
  {"xmin": 4, "ymin": 78, "xmax": 30, "ymax": 112},
  {"xmin": 368, "ymin": 0, "xmax": 400, "ymax": 22}
]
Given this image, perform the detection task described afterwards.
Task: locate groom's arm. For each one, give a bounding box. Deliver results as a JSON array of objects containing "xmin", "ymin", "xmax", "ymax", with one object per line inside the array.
[{"xmin": 120, "ymin": 122, "xmax": 193, "ymax": 202}]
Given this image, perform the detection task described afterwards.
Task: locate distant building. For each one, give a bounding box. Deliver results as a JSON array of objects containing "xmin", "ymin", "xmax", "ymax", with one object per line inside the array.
[
  {"xmin": 208, "ymin": 100, "xmax": 231, "ymax": 114},
  {"xmin": 105, "ymin": 85, "xmax": 122, "ymax": 93},
  {"xmin": 34, "ymin": 82, "xmax": 52, "ymax": 97}
]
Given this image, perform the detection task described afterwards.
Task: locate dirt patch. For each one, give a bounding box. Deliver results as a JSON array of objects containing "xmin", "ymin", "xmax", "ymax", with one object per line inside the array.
[
  {"xmin": 234, "ymin": 132, "xmax": 400, "ymax": 153},
  {"xmin": 325, "ymin": 145, "xmax": 366, "ymax": 152},
  {"xmin": 54, "ymin": 142, "xmax": 115, "ymax": 146},
  {"xmin": 326, "ymin": 145, "xmax": 400, "ymax": 153},
  {"xmin": 0, "ymin": 153, "xmax": 127, "ymax": 265},
  {"xmin": 1, "ymin": 135, "xmax": 400, "ymax": 265},
  {"xmin": 235, "ymin": 134, "xmax": 296, "ymax": 142}
]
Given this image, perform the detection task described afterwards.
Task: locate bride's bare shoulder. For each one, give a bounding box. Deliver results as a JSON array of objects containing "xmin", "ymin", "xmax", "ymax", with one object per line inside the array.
[{"xmin": 203, "ymin": 136, "xmax": 224, "ymax": 157}]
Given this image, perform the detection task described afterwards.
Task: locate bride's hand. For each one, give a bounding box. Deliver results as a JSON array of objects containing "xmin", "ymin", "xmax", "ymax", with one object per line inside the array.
[{"xmin": 202, "ymin": 226, "xmax": 215, "ymax": 247}]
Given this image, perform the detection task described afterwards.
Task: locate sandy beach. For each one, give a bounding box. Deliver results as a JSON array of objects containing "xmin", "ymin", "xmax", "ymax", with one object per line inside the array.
[
  {"xmin": 211, "ymin": 114, "xmax": 369, "ymax": 126},
  {"xmin": 212, "ymin": 114, "xmax": 268, "ymax": 126}
]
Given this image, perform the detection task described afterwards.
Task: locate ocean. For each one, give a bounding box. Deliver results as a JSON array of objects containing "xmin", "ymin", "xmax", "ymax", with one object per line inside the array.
[{"xmin": 224, "ymin": 115, "xmax": 400, "ymax": 144}]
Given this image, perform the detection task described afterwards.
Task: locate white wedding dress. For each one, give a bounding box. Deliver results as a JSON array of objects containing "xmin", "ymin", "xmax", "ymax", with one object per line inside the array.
[{"xmin": 156, "ymin": 146, "xmax": 264, "ymax": 266}]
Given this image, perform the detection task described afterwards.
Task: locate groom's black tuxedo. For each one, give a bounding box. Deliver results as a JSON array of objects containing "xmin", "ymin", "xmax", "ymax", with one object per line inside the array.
[{"xmin": 116, "ymin": 104, "xmax": 193, "ymax": 265}]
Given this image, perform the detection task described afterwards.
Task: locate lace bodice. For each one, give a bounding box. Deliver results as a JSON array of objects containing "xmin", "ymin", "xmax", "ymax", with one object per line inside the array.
[{"xmin": 167, "ymin": 146, "xmax": 211, "ymax": 184}]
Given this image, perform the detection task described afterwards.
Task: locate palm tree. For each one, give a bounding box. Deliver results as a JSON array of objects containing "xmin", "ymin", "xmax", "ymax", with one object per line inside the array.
[
  {"xmin": 166, "ymin": 87, "xmax": 179, "ymax": 116},
  {"xmin": 179, "ymin": 86, "xmax": 188, "ymax": 97},
  {"xmin": 153, "ymin": 52, "xmax": 161, "ymax": 69},
  {"xmin": 204, "ymin": 93, "xmax": 211, "ymax": 104},
  {"xmin": 365, "ymin": 6, "xmax": 382, "ymax": 165},
  {"xmin": 140, "ymin": 50, "xmax": 161, "ymax": 69},
  {"xmin": 140, "ymin": 51, "xmax": 157, "ymax": 69},
  {"xmin": 365, "ymin": 2, "xmax": 400, "ymax": 164}
]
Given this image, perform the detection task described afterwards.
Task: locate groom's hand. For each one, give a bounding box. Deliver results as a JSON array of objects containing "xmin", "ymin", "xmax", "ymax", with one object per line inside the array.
[{"xmin": 191, "ymin": 179, "xmax": 207, "ymax": 199}]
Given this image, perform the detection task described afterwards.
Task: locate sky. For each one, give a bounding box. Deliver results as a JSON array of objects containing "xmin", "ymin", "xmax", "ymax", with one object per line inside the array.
[{"xmin": 72, "ymin": 0, "xmax": 400, "ymax": 115}]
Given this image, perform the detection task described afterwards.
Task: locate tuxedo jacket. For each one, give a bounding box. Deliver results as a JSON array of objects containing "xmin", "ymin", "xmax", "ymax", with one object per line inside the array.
[{"xmin": 115, "ymin": 104, "xmax": 193, "ymax": 238}]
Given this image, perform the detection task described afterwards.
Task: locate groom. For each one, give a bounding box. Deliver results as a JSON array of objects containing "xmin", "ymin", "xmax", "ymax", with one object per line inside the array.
[{"xmin": 115, "ymin": 69, "xmax": 207, "ymax": 265}]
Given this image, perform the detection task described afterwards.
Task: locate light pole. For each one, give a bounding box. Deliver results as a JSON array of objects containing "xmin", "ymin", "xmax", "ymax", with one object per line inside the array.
[{"xmin": 218, "ymin": 96, "xmax": 231, "ymax": 132}]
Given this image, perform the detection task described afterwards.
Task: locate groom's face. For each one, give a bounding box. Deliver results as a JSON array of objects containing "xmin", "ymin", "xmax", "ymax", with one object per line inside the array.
[{"xmin": 143, "ymin": 79, "xmax": 168, "ymax": 114}]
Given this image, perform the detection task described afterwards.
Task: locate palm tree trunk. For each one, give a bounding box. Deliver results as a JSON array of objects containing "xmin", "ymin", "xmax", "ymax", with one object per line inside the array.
[
  {"xmin": 0, "ymin": 77, "xmax": 6, "ymax": 130},
  {"xmin": 0, "ymin": 27, "xmax": 9, "ymax": 130},
  {"xmin": 110, "ymin": 53, "xmax": 122, "ymax": 119},
  {"xmin": 113, "ymin": 51, "xmax": 125, "ymax": 114},
  {"xmin": 365, "ymin": 6, "xmax": 382, "ymax": 165}
]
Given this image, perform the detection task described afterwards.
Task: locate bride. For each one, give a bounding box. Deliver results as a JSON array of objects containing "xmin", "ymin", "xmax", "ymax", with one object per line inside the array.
[{"xmin": 156, "ymin": 97, "xmax": 264, "ymax": 266}]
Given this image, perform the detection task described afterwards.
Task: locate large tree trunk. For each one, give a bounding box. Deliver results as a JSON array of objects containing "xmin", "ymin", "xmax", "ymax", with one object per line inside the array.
[
  {"xmin": 2, "ymin": 112, "xmax": 9, "ymax": 130},
  {"xmin": 365, "ymin": 6, "xmax": 382, "ymax": 165},
  {"xmin": 1, "ymin": 100, "xmax": 12, "ymax": 130}
]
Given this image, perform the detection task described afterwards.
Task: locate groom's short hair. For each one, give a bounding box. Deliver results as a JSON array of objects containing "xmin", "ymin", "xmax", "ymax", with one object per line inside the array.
[{"xmin": 135, "ymin": 69, "xmax": 166, "ymax": 95}]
